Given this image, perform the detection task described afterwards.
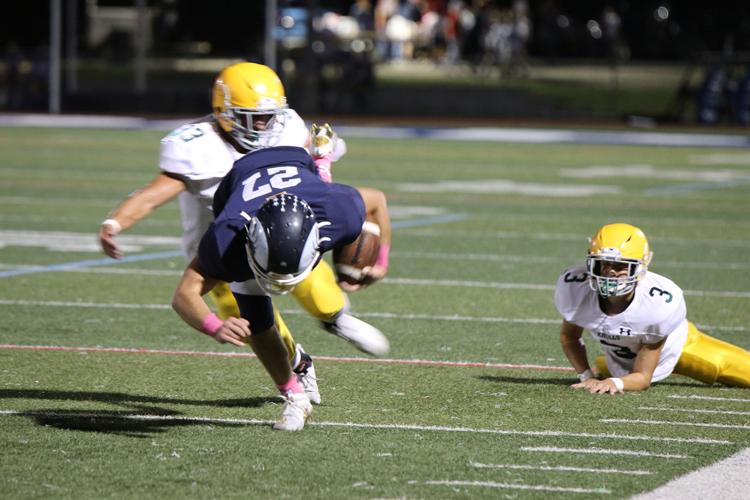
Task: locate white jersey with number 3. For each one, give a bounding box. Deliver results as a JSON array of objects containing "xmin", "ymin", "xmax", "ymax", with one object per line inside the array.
[
  {"xmin": 554, "ymin": 264, "xmax": 688, "ymax": 382},
  {"xmin": 158, "ymin": 111, "xmax": 309, "ymax": 259}
]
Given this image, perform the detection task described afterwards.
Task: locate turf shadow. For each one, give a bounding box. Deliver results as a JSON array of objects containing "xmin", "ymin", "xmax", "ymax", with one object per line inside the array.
[
  {"xmin": 0, "ymin": 388, "xmax": 275, "ymax": 409},
  {"xmin": 18, "ymin": 408, "xmax": 260, "ymax": 438}
]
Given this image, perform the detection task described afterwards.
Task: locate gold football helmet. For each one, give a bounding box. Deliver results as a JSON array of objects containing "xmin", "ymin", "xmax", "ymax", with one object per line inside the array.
[
  {"xmin": 212, "ymin": 62, "xmax": 288, "ymax": 152},
  {"xmin": 587, "ymin": 223, "xmax": 652, "ymax": 297}
]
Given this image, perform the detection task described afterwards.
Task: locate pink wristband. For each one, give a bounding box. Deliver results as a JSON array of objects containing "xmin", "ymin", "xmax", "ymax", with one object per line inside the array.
[
  {"xmin": 314, "ymin": 155, "xmax": 333, "ymax": 183},
  {"xmin": 376, "ymin": 244, "xmax": 390, "ymax": 269},
  {"xmin": 200, "ymin": 313, "xmax": 223, "ymax": 337}
]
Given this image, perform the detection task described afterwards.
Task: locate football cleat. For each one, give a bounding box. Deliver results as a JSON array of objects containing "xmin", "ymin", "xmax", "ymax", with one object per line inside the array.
[
  {"xmin": 310, "ymin": 123, "xmax": 336, "ymax": 158},
  {"xmin": 293, "ymin": 344, "xmax": 321, "ymax": 405},
  {"xmin": 272, "ymin": 391, "xmax": 312, "ymax": 432},
  {"xmin": 322, "ymin": 313, "xmax": 390, "ymax": 356}
]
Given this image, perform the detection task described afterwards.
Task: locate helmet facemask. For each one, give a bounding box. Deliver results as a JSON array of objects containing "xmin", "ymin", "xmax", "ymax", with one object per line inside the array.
[
  {"xmin": 587, "ymin": 252, "xmax": 644, "ymax": 297},
  {"xmin": 216, "ymin": 83, "xmax": 287, "ymax": 152},
  {"xmin": 244, "ymin": 195, "xmax": 320, "ymax": 295}
]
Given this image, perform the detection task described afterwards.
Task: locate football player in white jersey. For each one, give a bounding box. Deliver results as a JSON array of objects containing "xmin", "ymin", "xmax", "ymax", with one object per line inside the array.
[
  {"xmin": 555, "ymin": 223, "xmax": 750, "ymax": 394},
  {"xmin": 98, "ymin": 62, "xmax": 392, "ymax": 405}
]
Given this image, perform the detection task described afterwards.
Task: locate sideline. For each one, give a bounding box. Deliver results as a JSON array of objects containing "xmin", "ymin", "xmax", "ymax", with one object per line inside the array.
[
  {"xmin": 1, "ymin": 113, "xmax": 749, "ymax": 148},
  {"xmin": 631, "ymin": 448, "xmax": 750, "ymax": 500}
]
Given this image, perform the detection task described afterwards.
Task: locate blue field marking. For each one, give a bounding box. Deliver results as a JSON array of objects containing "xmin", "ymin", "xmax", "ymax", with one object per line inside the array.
[{"xmin": 0, "ymin": 250, "xmax": 182, "ymax": 278}]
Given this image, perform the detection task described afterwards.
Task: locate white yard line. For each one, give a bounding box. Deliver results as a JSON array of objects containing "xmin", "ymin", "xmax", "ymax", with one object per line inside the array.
[
  {"xmin": 600, "ymin": 418, "xmax": 750, "ymax": 430},
  {"xmin": 3, "ymin": 254, "xmax": 750, "ymax": 299},
  {"xmin": 631, "ymin": 448, "xmax": 750, "ymax": 500},
  {"xmin": 521, "ymin": 446, "xmax": 688, "ymax": 459},
  {"xmin": 669, "ymin": 394, "xmax": 750, "ymax": 403},
  {"xmin": 0, "ymin": 409, "xmax": 732, "ymax": 444},
  {"xmin": 639, "ymin": 406, "xmax": 750, "ymax": 416},
  {"xmin": 1, "ymin": 297, "xmax": 747, "ymax": 333},
  {"xmin": 469, "ymin": 461, "xmax": 652, "ymax": 475},
  {"xmin": 386, "ymin": 277, "xmax": 750, "ymax": 299},
  {"xmin": 422, "ymin": 480, "xmax": 610, "ymax": 494},
  {"xmin": 0, "ymin": 343, "xmax": 572, "ymax": 372}
]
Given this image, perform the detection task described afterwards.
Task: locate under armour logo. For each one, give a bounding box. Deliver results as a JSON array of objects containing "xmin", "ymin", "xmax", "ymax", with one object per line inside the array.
[{"xmin": 619, "ymin": 327, "xmax": 632, "ymax": 336}]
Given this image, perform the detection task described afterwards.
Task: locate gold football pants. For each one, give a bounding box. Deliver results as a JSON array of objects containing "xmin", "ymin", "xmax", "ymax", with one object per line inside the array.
[
  {"xmin": 673, "ymin": 321, "xmax": 750, "ymax": 388},
  {"xmin": 594, "ymin": 321, "xmax": 750, "ymax": 387},
  {"xmin": 207, "ymin": 260, "xmax": 346, "ymax": 361},
  {"xmin": 291, "ymin": 259, "xmax": 347, "ymax": 322},
  {"xmin": 208, "ymin": 281, "xmax": 297, "ymax": 363}
]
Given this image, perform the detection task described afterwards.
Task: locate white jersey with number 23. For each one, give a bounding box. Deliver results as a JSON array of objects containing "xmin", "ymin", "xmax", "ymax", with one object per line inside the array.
[{"xmin": 158, "ymin": 111, "xmax": 309, "ymax": 259}]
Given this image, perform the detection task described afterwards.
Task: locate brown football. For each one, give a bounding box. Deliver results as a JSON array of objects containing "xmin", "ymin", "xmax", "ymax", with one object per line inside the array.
[{"xmin": 333, "ymin": 219, "xmax": 381, "ymax": 285}]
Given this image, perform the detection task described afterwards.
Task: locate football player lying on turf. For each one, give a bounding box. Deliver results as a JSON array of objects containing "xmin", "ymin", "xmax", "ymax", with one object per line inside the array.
[
  {"xmin": 554, "ymin": 223, "xmax": 750, "ymax": 394},
  {"xmin": 98, "ymin": 62, "xmax": 391, "ymax": 405},
  {"xmin": 171, "ymin": 146, "xmax": 391, "ymax": 431}
]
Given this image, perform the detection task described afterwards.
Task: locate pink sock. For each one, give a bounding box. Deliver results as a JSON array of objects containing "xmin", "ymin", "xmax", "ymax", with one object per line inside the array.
[{"xmin": 277, "ymin": 376, "xmax": 304, "ymax": 395}]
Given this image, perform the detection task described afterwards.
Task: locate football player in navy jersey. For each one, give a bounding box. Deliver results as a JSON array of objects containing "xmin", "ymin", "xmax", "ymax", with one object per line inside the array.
[
  {"xmin": 171, "ymin": 146, "xmax": 390, "ymax": 431},
  {"xmin": 98, "ymin": 62, "xmax": 393, "ymax": 408}
]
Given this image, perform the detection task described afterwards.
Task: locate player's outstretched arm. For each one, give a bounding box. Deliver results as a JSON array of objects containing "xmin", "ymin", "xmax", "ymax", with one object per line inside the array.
[
  {"xmin": 358, "ymin": 186, "xmax": 391, "ymax": 280},
  {"xmin": 172, "ymin": 258, "xmax": 250, "ymax": 347},
  {"xmin": 99, "ymin": 173, "xmax": 186, "ymax": 258},
  {"xmin": 573, "ymin": 339, "xmax": 664, "ymax": 394}
]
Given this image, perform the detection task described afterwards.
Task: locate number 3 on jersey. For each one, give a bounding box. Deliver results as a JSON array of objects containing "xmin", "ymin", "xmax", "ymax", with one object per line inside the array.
[{"xmin": 242, "ymin": 167, "xmax": 302, "ymax": 201}]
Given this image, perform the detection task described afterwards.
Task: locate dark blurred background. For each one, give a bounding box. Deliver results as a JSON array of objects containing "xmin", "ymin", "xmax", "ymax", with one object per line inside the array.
[{"xmin": 3, "ymin": 0, "xmax": 750, "ymax": 125}]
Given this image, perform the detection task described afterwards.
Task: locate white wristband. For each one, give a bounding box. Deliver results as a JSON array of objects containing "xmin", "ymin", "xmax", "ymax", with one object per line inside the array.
[
  {"xmin": 101, "ymin": 218, "xmax": 122, "ymax": 234},
  {"xmin": 610, "ymin": 377, "xmax": 625, "ymax": 392},
  {"xmin": 577, "ymin": 369, "xmax": 594, "ymax": 382}
]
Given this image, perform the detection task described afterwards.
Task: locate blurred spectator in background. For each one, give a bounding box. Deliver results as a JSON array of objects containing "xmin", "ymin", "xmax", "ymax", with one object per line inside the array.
[
  {"xmin": 442, "ymin": 1, "xmax": 463, "ymax": 64},
  {"xmin": 375, "ymin": 0, "xmax": 400, "ymax": 60},
  {"xmin": 350, "ymin": 0, "xmax": 375, "ymax": 32},
  {"xmin": 602, "ymin": 4, "xmax": 628, "ymax": 65},
  {"xmin": 461, "ymin": 0, "xmax": 489, "ymax": 70},
  {"xmin": 509, "ymin": 0, "xmax": 531, "ymax": 76}
]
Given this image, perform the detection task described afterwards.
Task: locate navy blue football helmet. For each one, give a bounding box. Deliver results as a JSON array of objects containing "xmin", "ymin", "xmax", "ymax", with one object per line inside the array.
[{"xmin": 245, "ymin": 193, "xmax": 320, "ymax": 295}]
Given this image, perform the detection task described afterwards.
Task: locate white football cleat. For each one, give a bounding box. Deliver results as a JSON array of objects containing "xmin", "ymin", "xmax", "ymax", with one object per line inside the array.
[
  {"xmin": 293, "ymin": 344, "xmax": 321, "ymax": 405},
  {"xmin": 273, "ymin": 392, "xmax": 312, "ymax": 432},
  {"xmin": 323, "ymin": 313, "xmax": 390, "ymax": 356}
]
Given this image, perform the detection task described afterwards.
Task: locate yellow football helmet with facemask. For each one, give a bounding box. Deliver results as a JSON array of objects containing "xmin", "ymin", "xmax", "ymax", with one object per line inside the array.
[
  {"xmin": 587, "ymin": 223, "xmax": 652, "ymax": 297},
  {"xmin": 212, "ymin": 62, "xmax": 288, "ymax": 152}
]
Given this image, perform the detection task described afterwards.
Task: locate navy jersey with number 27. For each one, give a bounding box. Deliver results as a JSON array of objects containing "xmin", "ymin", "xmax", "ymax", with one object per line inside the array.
[{"xmin": 197, "ymin": 146, "xmax": 365, "ymax": 283}]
